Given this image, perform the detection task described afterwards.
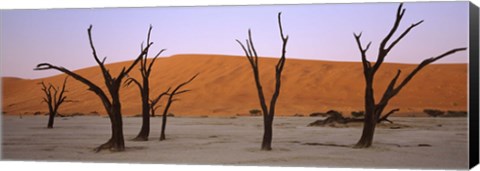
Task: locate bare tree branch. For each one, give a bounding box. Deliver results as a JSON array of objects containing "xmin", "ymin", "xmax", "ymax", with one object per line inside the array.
[
  {"xmin": 391, "ymin": 48, "xmax": 467, "ymax": 97},
  {"xmin": 353, "ymin": 32, "xmax": 372, "ymax": 70},
  {"xmin": 236, "ymin": 40, "xmax": 256, "ymax": 69},
  {"xmin": 248, "ymin": 30, "xmax": 259, "ymax": 66},
  {"xmin": 147, "ymin": 49, "xmax": 166, "ymax": 75},
  {"xmin": 149, "ymin": 87, "xmax": 171, "ymax": 117},
  {"xmin": 124, "ymin": 77, "xmax": 143, "ymax": 91},
  {"xmin": 378, "ymin": 108, "xmax": 400, "ymax": 124},
  {"xmin": 87, "ymin": 25, "xmax": 112, "ymax": 84},
  {"xmin": 35, "ymin": 63, "xmax": 112, "ymax": 110},
  {"xmin": 373, "ymin": 3, "xmax": 423, "ymax": 74},
  {"xmin": 117, "ymin": 42, "xmax": 153, "ymax": 82},
  {"xmin": 171, "ymin": 73, "xmax": 199, "ymax": 94},
  {"xmin": 173, "ymin": 89, "xmax": 191, "ymax": 95}
]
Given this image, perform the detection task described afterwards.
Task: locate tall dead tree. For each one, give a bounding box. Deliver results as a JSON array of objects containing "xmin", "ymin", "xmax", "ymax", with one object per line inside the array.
[
  {"xmin": 40, "ymin": 77, "xmax": 69, "ymax": 128},
  {"xmin": 236, "ymin": 12, "xmax": 288, "ymax": 151},
  {"xmin": 353, "ymin": 3, "xmax": 466, "ymax": 148},
  {"xmin": 160, "ymin": 74, "xmax": 198, "ymax": 141},
  {"xmin": 125, "ymin": 25, "xmax": 166, "ymax": 141},
  {"xmin": 35, "ymin": 25, "xmax": 154, "ymax": 152}
]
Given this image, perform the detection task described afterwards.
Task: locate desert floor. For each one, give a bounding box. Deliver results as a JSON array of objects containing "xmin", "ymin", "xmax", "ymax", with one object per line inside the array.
[{"xmin": 1, "ymin": 115, "xmax": 468, "ymax": 169}]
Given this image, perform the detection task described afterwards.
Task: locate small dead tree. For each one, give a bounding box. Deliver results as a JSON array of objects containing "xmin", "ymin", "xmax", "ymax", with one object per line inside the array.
[
  {"xmin": 353, "ymin": 3, "xmax": 467, "ymax": 148},
  {"xmin": 124, "ymin": 25, "xmax": 166, "ymax": 141},
  {"xmin": 236, "ymin": 12, "xmax": 288, "ymax": 151},
  {"xmin": 160, "ymin": 74, "xmax": 198, "ymax": 141},
  {"xmin": 35, "ymin": 25, "xmax": 154, "ymax": 152},
  {"xmin": 308, "ymin": 109, "xmax": 398, "ymax": 127},
  {"xmin": 40, "ymin": 77, "xmax": 69, "ymax": 128}
]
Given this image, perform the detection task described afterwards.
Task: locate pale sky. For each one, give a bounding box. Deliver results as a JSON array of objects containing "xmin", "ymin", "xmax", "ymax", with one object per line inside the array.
[{"xmin": 0, "ymin": 1, "xmax": 469, "ymax": 79}]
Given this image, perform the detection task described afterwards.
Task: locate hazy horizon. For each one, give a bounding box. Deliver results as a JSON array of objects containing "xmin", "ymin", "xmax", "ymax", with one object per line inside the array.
[{"xmin": 1, "ymin": 2, "xmax": 469, "ymax": 79}]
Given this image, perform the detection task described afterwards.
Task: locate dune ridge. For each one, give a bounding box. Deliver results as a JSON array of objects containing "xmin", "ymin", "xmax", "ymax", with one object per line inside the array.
[{"xmin": 2, "ymin": 54, "xmax": 467, "ymax": 117}]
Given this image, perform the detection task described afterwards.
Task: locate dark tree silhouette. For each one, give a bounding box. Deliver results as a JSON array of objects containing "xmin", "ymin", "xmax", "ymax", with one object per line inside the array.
[
  {"xmin": 160, "ymin": 74, "xmax": 198, "ymax": 141},
  {"xmin": 125, "ymin": 25, "xmax": 166, "ymax": 141},
  {"xmin": 40, "ymin": 77, "xmax": 69, "ymax": 128},
  {"xmin": 308, "ymin": 109, "xmax": 398, "ymax": 127},
  {"xmin": 35, "ymin": 25, "xmax": 154, "ymax": 152},
  {"xmin": 352, "ymin": 3, "xmax": 467, "ymax": 148},
  {"xmin": 236, "ymin": 12, "xmax": 288, "ymax": 151}
]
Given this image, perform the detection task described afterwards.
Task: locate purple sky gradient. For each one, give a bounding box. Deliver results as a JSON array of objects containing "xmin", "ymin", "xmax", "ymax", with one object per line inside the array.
[{"xmin": 0, "ymin": 2, "xmax": 469, "ymax": 79}]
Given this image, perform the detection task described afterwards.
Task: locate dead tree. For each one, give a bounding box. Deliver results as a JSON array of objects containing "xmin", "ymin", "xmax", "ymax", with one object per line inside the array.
[
  {"xmin": 124, "ymin": 26, "xmax": 166, "ymax": 141},
  {"xmin": 149, "ymin": 88, "xmax": 170, "ymax": 117},
  {"xmin": 35, "ymin": 25, "xmax": 154, "ymax": 152},
  {"xmin": 352, "ymin": 3, "xmax": 466, "ymax": 148},
  {"xmin": 160, "ymin": 74, "xmax": 198, "ymax": 141},
  {"xmin": 309, "ymin": 109, "xmax": 399, "ymax": 127},
  {"xmin": 236, "ymin": 12, "xmax": 288, "ymax": 151},
  {"xmin": 40, "ymin": 77, "xmax": 69, "ymax": 128}
]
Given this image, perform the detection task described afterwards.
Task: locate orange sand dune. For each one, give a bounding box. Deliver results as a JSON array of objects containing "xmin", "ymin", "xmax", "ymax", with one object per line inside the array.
[{"xmin": 1, "ymin": 54, "xmax": 467, "ymax": 117}]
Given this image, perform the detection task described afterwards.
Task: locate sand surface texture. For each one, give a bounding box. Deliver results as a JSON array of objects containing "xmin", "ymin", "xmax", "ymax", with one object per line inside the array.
[
  {"xmin": 2, "ymin": 54, "xmax": 467, "ymax": 117},
  {"xmin": 2, "ymin": 115, "xmax": 468, "ymax": 169}
]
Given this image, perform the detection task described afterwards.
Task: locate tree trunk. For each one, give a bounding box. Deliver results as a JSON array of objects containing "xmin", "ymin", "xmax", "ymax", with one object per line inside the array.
[
  {"xmin": 354, "ymin": 111, "xmax": 376, "ymax": 148},
  {"xmin": 110, "ymin": 109, "xmax": 125, "ymax": 151},
  {"xmin": 134, "ymin": 104, "xmax": 150, "ymax": 140},
  {"xmin": 150, "ymin": 107, "xmax": 156, "ymax": 117},
  {"xmin": 47, "ymin": 112, "xmax": 55, "ymax": 128},
  {"xmin": 47, "ymin": 105, "xmax": 55, "ymax": 128},
  {"xmin": 134, "ymin": 79, "xmax": 150, "ymax": 141},
  {"xmin": 355, "ymin": 78, "xmax": 376, "ymax": 148},
  {"xmin": 159, "ymin": 101, "xmax": 171, "ymax": 141},
  {"xmin": 160, "ymin": 112, "xmax": 167, "ymax": 140},
  {"xmin": 261, "ymin": 118, "xmax": 273, "ymax": 151},
  {"xmin": 96, "ymin": 98, "xmax": 125, "ymax": 152},
  {"xmin": 110, "ymin": 90, "xmax": 125, "ymax": 151}
]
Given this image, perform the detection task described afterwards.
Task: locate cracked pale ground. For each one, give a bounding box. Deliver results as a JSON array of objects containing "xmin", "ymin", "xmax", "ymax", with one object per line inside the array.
[{"xmin": 2, "ymin": 116, "xmax": 468, "ymax": 169}]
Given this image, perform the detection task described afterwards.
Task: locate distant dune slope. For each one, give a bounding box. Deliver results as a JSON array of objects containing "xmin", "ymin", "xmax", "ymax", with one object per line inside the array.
[{"xmin": 2, "ymin": 54, "xmax": 467, "ymax": 116}]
